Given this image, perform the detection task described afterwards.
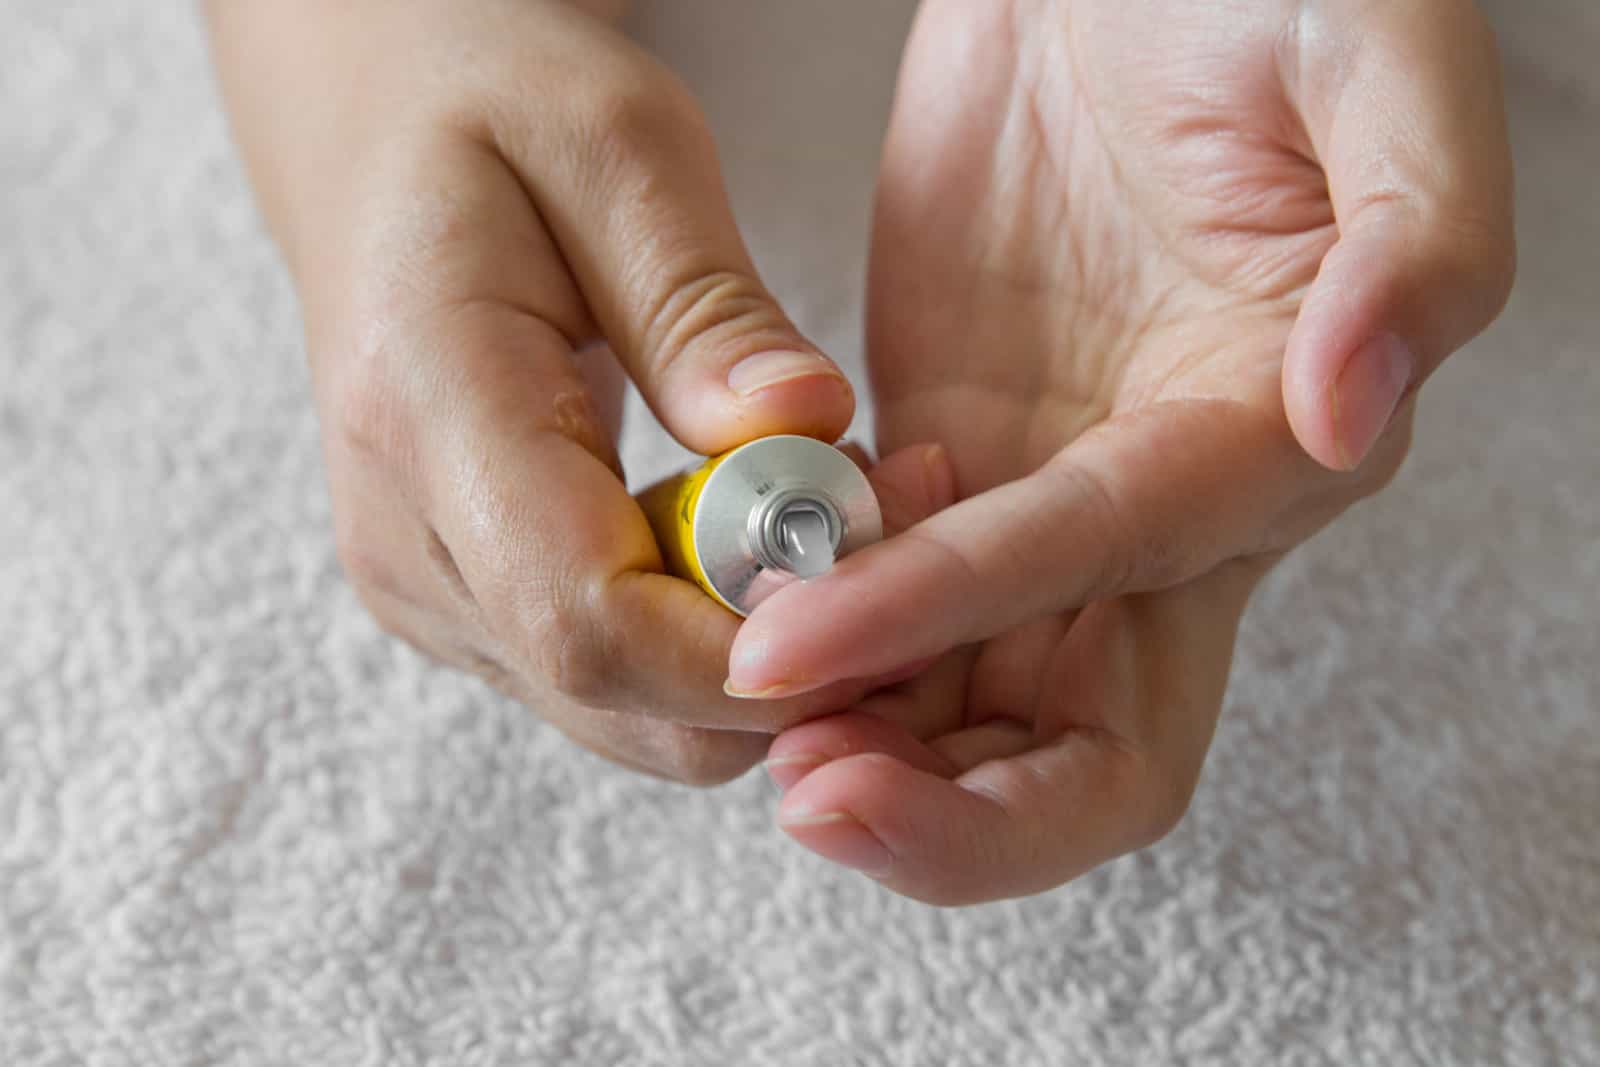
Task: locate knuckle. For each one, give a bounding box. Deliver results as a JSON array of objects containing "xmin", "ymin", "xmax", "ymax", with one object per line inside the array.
[
  {"xmin": 639, "ymin": 268, "xmax": 788, "ymax": 381},
  {"xmin": 1078, "ymin": 468, "xmax": 1139, "ymax": 594},
  {"xmin": 1044, "ymin": 457, "xmax": 1140, "ymax": 598},
  {"xmin": 332, "ymin": 511, "xmax": 403, "ymax": 603},
  {"xmin": 1351, "ymin": 190, "xmax": 1516, "ymax": 336},
  {"xmin": 1127, "ymin": 751, "xmax": 1197, "ymax": 850},
  {"xmin": 581, "ymin": 68, "xmax": 704, "ymax": 150},
  {"xmin": 476, "ymin": 540, "xmax": 621, "ymax": 712},
  {"xmin": 1436, "ymin": 211, "xmax": 1518, "ymax": 322},
  {"xmin": 541, "ymin": 616, "xmax": 607, "ymax": 706},
  {"xmin": 558, "ymin": 63, "xmax": 710, "ymax": 198},
  {"xmin": 657, "ymin": 728, "xmax": 765, "ymax": 788},
  {"xmin": 322, "ymin": 322, "xmax": 419, "ymax": 473},
  {"xmin": 422, "ymin": 528, "xmax": 476, "ymax": 607},
  {"xmin": 569, "ymin": 77, "xmax": 800, "ymax": 381},
  {"xmin": 514, "ymin": 586, "xmax": 614, "ymax": 706},
  {"xmin": 550, "ymin": 629, "xmax": 611, "ymax": 706}
]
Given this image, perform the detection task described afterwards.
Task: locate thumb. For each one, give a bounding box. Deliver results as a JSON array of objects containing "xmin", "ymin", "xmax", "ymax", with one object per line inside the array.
[
  {"xmin": 497, "ymin": 56, "xmax": 854, "ymax": 455},
  {"xmin": 1282, "ymin": 0, "xmax": 1516, "ymax": 471}
]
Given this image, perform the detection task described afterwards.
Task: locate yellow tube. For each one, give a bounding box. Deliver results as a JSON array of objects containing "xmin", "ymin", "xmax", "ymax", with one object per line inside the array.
[
  {"xmin": 637, "ymin": 435, "xmax": 881, "ymax": 617},
  {"xmin": 637, "ymin": 449, "xmax": 731, "ymax": 608}
]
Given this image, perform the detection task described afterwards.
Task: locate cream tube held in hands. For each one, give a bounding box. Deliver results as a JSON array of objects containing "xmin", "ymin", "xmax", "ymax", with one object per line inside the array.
[{"xmin": 638, "ymin": 435, "xmax": 883, "ymax": 616}]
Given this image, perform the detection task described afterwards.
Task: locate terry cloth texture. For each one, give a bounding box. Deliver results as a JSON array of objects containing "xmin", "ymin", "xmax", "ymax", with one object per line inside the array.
[{"xmin": 1, "ymin": 1, "xmax": 1596, "ymax": 1063}]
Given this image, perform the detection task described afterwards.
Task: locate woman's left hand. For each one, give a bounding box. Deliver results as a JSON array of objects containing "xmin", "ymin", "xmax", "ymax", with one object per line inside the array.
[{"xmin": 730, "ymin": 0, "xmax": 1516, "ymax": 903}]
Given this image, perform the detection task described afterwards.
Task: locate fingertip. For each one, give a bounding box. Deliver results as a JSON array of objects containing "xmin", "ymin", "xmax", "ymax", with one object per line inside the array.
[
  {"xmin": 776, "ymin": 752, "xmax": 913, "ymax": 846},
  {"xmin": 763, "ymin": 752, "xmax": 827, "ymax": 792},
  {"xmin": 722, "ymin": 349, "xmax": 855, "ymax": 445},
  {"xmin": 776, "ymin": 810, "xmax": 894, "ymax": 877},
  {"xmin": 660, "ymin": 351, "xmax": 855, "ymax": 456},
  {"xmin": 730, "ymin": 525, "xmax": 967, "ymax": 696},
  {"xmin": 768, "ymin": 711, "xmax": 957, "ymax": 783},
  {"xmin": 1283, "ymin": 237, "xmax": 1389, "ymax": 471},
  {"xmin": 1282, "ymin": 348, "xmax": 1345, "ymax": 471},
  {"xmin": 1330, "ymin": 333, "xmax": 1413, "ymax": 470},
  {"xmin": 726, "ymin": 349, "xmax": 844, "ymax": 399},
  {"xmin": 726, "ymin": 572, "xmax": 876, "ymax": 698},
  {"xmin": 776, "ymin": 753, "xmax": 998, "ymax": 904},
  {"xmin": 724, "ymin": 621, "xmax": 823, "ymax": 700}
]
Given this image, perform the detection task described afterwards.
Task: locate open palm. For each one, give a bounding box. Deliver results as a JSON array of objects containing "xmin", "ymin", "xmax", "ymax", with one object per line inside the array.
[{"xmin": 734, "ymin": 0, "xmax": 1515, "ymax": 903}]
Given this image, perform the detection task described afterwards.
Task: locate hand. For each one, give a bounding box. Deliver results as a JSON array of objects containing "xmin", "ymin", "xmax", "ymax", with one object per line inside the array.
[
  {"xmin": 206, "ymin": 0, "xmax": 948, "ymax": 782},
  {"xmin": 730, "ymin": 0, "xmax": 1515, "ymax": 901}
]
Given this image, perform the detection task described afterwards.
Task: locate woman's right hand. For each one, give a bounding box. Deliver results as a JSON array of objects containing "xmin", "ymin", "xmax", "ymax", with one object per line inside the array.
[{"xmin": 206, "ymin": 0, "xmax": 943, "ymax": 782}]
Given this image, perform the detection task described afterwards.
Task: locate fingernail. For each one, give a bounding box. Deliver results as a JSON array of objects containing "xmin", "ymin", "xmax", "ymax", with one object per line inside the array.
[
  {"xmin": 764, "ymin": 753, "xmax": 826, "ymax": 791},
  {"xmin": 728, "ymin": 350, "xmax": 842, "ymax": 398},
  {"xmin": 1332, "ymin": 333, "xmax": 1413, "ymax": 470},
  {"xmin": 723, "ymin": 678, "xmax": 809, "ymax": 700},
  {"xmin": 777, "ymin": 810, "xmax": 894, "ymax": 877}
]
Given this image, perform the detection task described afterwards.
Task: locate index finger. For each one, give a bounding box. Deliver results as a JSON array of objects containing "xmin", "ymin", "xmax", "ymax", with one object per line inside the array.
[{"xmin": 728, "ymin": 398, "xmax": 1324, "ymax": 700}]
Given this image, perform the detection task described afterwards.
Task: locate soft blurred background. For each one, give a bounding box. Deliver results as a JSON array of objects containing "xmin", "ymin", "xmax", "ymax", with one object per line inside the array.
[{"xmin": 2, "ymin": 1, "xmax": 1595, "ymax": 1063}]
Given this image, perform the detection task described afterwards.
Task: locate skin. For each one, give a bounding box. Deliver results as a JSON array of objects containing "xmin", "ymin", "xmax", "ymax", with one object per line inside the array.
[
  {"xmin": 732, "ymin": 0, "xmax": 1516, "ymax": 904},
  {"xmin": 210, "ymin": 0, "xmax": 1516, "ymax": 903},
  {"xmin": 205, "ymin": 0, "xmax": 952, "ymax": 784}
]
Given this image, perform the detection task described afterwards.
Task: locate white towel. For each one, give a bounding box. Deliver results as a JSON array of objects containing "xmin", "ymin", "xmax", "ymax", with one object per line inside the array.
[{"xmin": 2, "ymin": 1, "xmax": 1596, "ymax": 1063}]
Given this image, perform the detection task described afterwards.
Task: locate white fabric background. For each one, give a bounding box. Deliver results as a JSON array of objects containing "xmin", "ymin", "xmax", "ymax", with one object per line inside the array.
[{"xmin": 2, "ymin": 1, "xmax": 1596, "ymax": 1064}]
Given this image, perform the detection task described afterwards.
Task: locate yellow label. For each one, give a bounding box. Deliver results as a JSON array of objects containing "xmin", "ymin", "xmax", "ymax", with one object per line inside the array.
[{"xmin": 637, "ymin": 450, "xmax": 731, "ymax": 607}]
